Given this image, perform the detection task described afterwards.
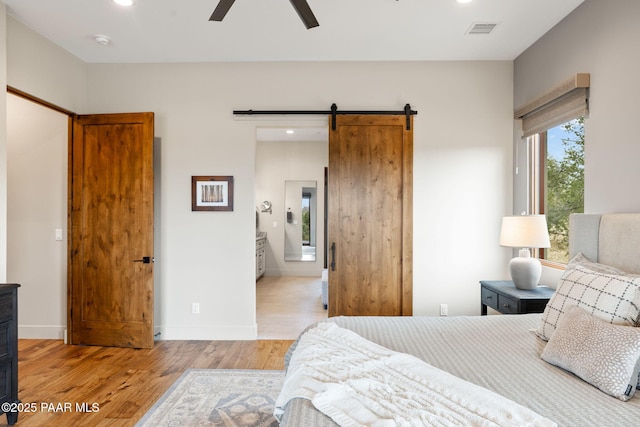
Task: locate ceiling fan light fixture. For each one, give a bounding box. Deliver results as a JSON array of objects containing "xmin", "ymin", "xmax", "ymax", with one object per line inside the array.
[
  {"xmin": 210, "ymin": 0, "xmax": 319, "ymax": 29},
  {"xmin": 289, "ymin": 0, "xmax": 319, "ymax": 29},
  {"xmin": 210, "ymin": 0, "xmax": 235, "ymax": 21}
]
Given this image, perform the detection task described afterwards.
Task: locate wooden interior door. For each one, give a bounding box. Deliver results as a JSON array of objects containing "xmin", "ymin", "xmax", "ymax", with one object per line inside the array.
[
  {"xmin": 328, "ymin": 115, "xmax": 413, "ymax": 316},
  {"xmin": 69, "ymin": 112, "xmax": 155, "ymax": 348}
]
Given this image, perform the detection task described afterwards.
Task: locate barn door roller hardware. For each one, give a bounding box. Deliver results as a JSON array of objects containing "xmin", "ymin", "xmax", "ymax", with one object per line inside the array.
[{"xmin": 233, "ymin": 103, "xmax": 418, "ymax": 130}]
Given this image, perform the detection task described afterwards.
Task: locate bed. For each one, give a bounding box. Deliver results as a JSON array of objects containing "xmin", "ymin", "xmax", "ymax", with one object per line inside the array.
[{"xmin": 275, "ymin": 213, "xmax": 640, "ymax": 426}]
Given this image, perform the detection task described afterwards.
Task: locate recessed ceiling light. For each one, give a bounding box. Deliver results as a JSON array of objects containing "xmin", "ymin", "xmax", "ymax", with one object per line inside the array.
[
  {"xmin": 286, "ymin": 130, "xmax": 295, "ymax": 134},
  {"xmin": 113, "ymin": 0, "xmax": 134, "ymax": 6},
  {"xmin": 457, "ymin": 0, "xmax": 473, "ymax": 3}
]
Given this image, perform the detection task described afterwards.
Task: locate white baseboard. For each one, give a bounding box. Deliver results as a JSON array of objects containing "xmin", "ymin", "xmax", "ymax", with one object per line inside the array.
[
  {"xmin": 154, "ymin": 324, "xmax": 257, "ymax": 341},
  {"xmin": 18, "ymin": 325, "xmax": 258, "ymax": 341},
  {"xmin": 18, "ymin": 325, "xmax": 65, "ymax": 340}
]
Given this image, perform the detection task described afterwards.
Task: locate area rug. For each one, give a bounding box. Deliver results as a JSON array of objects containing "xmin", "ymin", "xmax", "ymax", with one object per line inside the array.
[{"xmin": 135, "ymin": 369, "xmax": 284, "ymax": 427}]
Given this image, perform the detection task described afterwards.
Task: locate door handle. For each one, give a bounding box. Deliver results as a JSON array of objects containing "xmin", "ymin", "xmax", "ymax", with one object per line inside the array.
[
  {"xmin": 330, "ymin": 242, "xmax": 336, "ymax": 271},
  {"xmin": 133, "ymin": 256, "xmax": 153, "ymax": 264}
]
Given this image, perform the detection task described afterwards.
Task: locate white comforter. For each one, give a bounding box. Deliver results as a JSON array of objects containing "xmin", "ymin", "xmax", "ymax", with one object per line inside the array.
[{"xmin": 275, "ymin": 322, "xmax": 556, "ymax": 427}]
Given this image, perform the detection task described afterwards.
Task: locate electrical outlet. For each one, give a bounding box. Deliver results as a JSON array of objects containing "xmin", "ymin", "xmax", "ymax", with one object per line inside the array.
[
  {"xmin": 192, "ymin": 302, "xmax": 200, "ymax": 314},
  {"xmin": 440, "ymin": 304, "xmax": 448, "ymax": 316}
]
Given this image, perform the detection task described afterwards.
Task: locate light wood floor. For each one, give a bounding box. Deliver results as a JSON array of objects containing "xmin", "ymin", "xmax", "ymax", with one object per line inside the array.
[
  {"xmin": 6, "ymin": 276, "xmax": 325, "ymax": 426},
  {"xmin": 256, "ymin": 275, "xmax": 328, "ymax": 339},
  {"xmin": 11, "ymin": 338, "xmax": 293, "ymax": 427}
]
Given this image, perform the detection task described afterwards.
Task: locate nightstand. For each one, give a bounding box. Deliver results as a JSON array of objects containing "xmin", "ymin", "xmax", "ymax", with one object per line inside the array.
[{"xmin": 480, "ymin": 280, "xmax": 554, "ymax": 315}]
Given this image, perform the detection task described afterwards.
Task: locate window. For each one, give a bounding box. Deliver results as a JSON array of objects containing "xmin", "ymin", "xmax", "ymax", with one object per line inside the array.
[
  {"xmin": 515, "ymin": 73, "xmax": 589, "ymax": 265},
  {"xmin": 529, "ymin": 118, "xmax": 584, "ymax": 264},
  {"xmin": 302, "ymin": 192, "xmax": 311, "ymax": 245}
]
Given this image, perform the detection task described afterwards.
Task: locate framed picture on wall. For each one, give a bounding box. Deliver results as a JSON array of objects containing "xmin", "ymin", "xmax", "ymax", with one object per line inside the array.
[{"xmin": 191, "ymin": 176, "xmax": 234, "ymax": 211}]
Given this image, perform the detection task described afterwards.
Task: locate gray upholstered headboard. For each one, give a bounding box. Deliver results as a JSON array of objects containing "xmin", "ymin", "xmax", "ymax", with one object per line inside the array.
[{"xmin": 569, "ymin": 213, "xmax": 640, "ymax": 274}]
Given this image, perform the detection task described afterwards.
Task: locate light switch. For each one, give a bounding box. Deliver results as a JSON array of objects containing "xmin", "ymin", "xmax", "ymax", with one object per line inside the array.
[
  {"xmin": 55, "ymin": 228, "xmax": 63, "ymax": 241},
  {"xmin": 272, "ymin": 221, "xmax": 278, "ymax": 228}
]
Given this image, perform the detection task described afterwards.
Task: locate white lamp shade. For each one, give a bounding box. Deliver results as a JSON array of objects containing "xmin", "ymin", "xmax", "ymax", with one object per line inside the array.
[{"xmin": 499, "ymin": 215, "xmax": 551, "ymax": 248}]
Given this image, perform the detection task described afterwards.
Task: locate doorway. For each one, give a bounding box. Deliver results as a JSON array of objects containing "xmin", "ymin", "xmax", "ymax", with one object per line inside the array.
[
  {"xmin": 254, "ymin": 126, "xmax": 328, "ymax": 339},
  {"xmin": 6, "ymin": 93, "xmax": 68, "ymax": 339},
  {"xmin": 7, "ymin": 90, "xmax": 157, "ymax": 348}
]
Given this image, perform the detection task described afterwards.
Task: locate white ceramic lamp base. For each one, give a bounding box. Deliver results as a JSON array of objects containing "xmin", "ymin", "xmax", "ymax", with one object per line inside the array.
[{"xmin": 509, "ymin": 249, "xmax": 542, "ymax": 290}]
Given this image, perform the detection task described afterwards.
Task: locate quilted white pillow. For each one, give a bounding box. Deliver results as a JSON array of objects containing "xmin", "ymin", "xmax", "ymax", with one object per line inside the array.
[
  {"xmin": 566, "ymin": 252, "xmax": 627, "ymax": 275},
  {"xmin": 537, "ymin": 265, "xmax": 640, "ymax": 341},
  {"xmin": 541, "ymin": 306, "xmax": 640, "ymax": 401}
]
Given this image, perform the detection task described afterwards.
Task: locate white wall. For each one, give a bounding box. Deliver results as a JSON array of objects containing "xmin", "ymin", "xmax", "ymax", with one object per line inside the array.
[
  {"xmin": 85, "ymin": 61, "xmax": 514, "ymax": 325},
  {"xmin": 6, "ymin": 17, "xmax": 87, "ymax": 113},
  {"xmin": 256, "ymin": 139, "xmax": 327, "ymax": 277},
  {"xmin": 514, "ymin": 0, "xmax": 640, "ymax": 286},
  {"xmin": 6, "ymin": 94, "xmax": 67, "ymax": 338},
  {"xmin": 5, "ymin": 15, "xmax": 514, "ymax": 338},
  {"xmin": 4, "ymin": 17, "xmax": 87, "ymax": 338},
  {"xmin": 514, "ymin": 0, "xmax": 640, "ymax": 215},
  {"xmin": 0, "ymin": 4, "xmax": 7, "ymax": 281}
]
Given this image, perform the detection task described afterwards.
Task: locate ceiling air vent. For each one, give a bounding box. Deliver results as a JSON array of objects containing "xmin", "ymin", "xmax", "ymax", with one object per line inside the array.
[{"xmin": 466, "ymin": 22, "xmax": 498, "ymax": 35}]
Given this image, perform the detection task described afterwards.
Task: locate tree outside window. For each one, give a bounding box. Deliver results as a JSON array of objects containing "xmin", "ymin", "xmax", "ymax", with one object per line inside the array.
[
  {"xmin": 538, "ymin": 117, "xmax": 584, "ymax": 263},
  {"xmin": 302, "ymin": 194, "xmax": 311, "ymax": 245}
]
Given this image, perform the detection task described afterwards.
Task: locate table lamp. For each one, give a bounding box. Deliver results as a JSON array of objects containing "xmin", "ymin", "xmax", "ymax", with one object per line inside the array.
[{"xmin": 499, "ymin": 215, "xmax": 551, "ymax": 290}]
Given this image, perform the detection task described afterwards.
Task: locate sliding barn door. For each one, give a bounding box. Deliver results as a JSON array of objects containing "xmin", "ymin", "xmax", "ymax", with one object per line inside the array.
[
  {"xmin": 328, "ymin": 115, "xmax": 413, "ymax": 316},
  {"xmin": 68, "ymin": 112, "xmax": 155, "ymax": 348}
]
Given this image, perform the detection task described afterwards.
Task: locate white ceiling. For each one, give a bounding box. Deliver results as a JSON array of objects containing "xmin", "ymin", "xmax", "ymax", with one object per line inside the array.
[{"xmin": 3, "ymin": 0, "xmax": 584, "ymax": 63}]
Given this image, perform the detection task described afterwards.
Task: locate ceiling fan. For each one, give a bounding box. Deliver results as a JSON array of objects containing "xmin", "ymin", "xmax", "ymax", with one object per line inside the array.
[{"xmin": 210, "ymin": 0, "xmax": 319, "ymax": 29}]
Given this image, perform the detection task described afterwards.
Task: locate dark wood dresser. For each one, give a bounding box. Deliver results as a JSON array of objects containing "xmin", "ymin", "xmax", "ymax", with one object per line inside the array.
[{"xmin": 0, "ymin": 284, "xmax": 19, "ymax": 425}]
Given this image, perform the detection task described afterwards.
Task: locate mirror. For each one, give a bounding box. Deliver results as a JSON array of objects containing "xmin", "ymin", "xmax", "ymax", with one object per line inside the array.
[{"xmin": 284, "ymin": 180, "xmax": 317, "ymax": 261}]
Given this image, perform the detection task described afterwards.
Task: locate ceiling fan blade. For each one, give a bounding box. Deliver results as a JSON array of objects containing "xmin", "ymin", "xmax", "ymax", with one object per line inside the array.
[
  {"xmin": 210, "ymin": 0, "xmax": 236, "ymax": 21},
  {"xmin": 289, "ymin": 0, "xmax": 319, "ymax": 29}
]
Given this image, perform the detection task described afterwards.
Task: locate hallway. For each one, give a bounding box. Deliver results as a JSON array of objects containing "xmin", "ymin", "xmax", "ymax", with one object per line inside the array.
[{"xmin": 256, "ymin": 276, "xmax": 328, "ymax": 339}]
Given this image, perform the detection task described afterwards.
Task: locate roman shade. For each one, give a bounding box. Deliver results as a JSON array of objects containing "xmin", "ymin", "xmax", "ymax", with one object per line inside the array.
[{"xmin": 515, "ymin": 73, "xmax": 590, "ymax": 137}]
